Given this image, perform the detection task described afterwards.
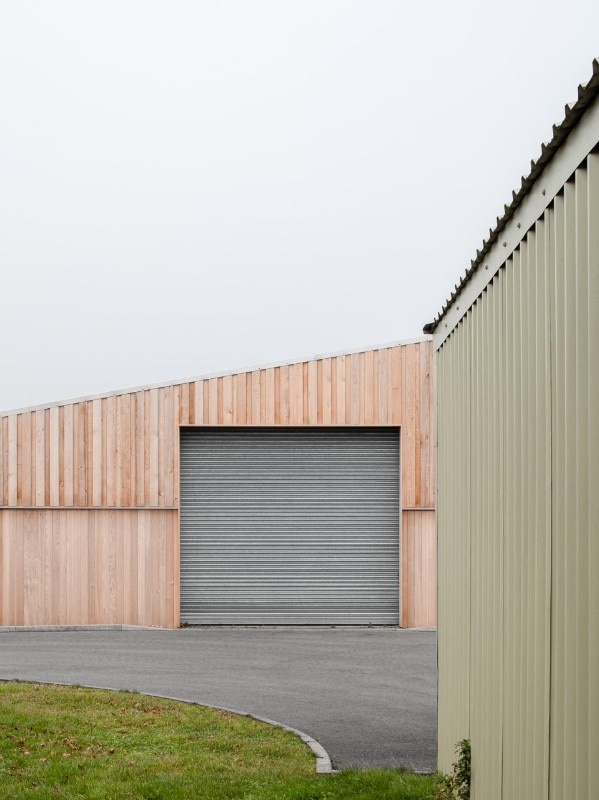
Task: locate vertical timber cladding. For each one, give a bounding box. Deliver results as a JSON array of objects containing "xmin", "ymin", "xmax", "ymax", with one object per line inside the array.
[{"xmin": 180, "ymin": 427, "xmax": 400, "ymax": 624}]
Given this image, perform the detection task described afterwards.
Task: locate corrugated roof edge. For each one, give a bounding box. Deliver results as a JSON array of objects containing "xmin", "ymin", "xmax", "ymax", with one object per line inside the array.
[{"xmin": 423, "ymin": 57, "xmax": 599, "ymax": 335}]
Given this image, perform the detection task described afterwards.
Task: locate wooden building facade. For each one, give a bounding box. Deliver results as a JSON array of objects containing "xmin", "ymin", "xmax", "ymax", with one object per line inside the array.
[{"xmin": 0, "ymin": 339, "xmax": 435, "ymax": 629}]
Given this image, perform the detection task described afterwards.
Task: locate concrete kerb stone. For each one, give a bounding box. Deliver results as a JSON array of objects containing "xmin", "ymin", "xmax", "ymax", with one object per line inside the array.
[
  {"xmin": 0, "ymin": 624, "xmax": 436, "ymax": 634},
  {"xmin": 0, "ymin": 678, "xmax": 335, "ymax": 774}
]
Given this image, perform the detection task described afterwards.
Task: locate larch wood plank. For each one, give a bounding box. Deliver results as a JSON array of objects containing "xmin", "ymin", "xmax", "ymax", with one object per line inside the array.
[
  {"xmin": 322, "ymin": 359, "xmax": 332, "ymax": 424},
  {"xmin": 22, "ymin": 414, "xmax": 33, "ymax": 506},
  {"xmin": 72, "ymin": 403, "xmax": 83, "ymax": 506},
  {"xmin": 390, "ymin": 346, "xmax": 402, "ymax": 425},
  {"xmin": 0, "ymin": 419, "xmax": 5, "ymax": 507},
  {"xmin": 115, "ymin": 509, "xmax": 125, "ymax": 623},
  {"xmin": 44, "ymin": 409, "xmax": 50, "ymax": 506},
  {"xmin": 265, "ymin": 368, "xmax": 275, "ymax": 424},
  {"xmin": 143, "ymin": 391, "xmax": 151, "ymax": 506},
  {"xmin": 172, "ymin": 510, "xmax": 180, "ymax": 627},
  {"xmin": 16, "ymin": 414, "xmax": 23, "ymax": 505},
  {"xmin": 63, "ymin": 405, "xmax": 73, "ymax": 506},
  {"xmin": 203, "ymin": 379, "xmax": 210, "ymax": 423},
  {"xmin": 274, "ymin": 368, "xmax": 281, "ymax": 424},
  {"xmin": 15, "ymin": 512, "xmax": 23, "ymax": 623},
  {"xmin": 162, "ymin": 513, "xmax": 172, "ymax": 627},
  {"xmin": 208, "ymin": 378, "xmax": 218, "ymax": 425},
  {"xmin": 401, "ymin": 346, "xmax": 417, "ymax": 507},
  {"xmin": 234, "ymin": 374, "xmax": 246, "ymax": 424},
  {"xmin": 85, "ymin": 402, "xmax": 94, "ymax": 505},
  {"xmin": 86, "ymin": 511, "xmax": 96, "ymax": 622},
  {"xmin": 7, "ymin": 415, "xmax": 17, "ymax": 505},
  {"xmin": 179, "ymin": 383, "xmax": 189, "ymax": 425},
  {"xmin": 421, "ymin": 343, "xmax": 434, "ymax": 507},
  {"xmin": 137, "ymin": 511, "xmax": 146, "ymax": 623},
  {"xmin": 92, "ymin": 399, "xmax": 102, "ymax": 506},
  {"xmin": 222, "ymin": 375, "xmax": 233, "ymax": 424},
  {"xmin": 35, "ymin": 410, "xmax": 45, "ymax": 506},
  {"xmin": 120, "ymin": 394, "xmax": 131, "ymax": 506},
  {"xmin": 99, "ymin": 399, "xmax": 107, "ymax": 506},
  {"xmin": 58, "ymin": 407, "xmax": 65, "ymax": 506},
  {"xmin": 345, "ymin": 356, "xmax": 352, "ymax": 423},
  {"xmin": 187, "ymin": 381, "xmax": 196, "ymax": 426},
  {"xmin": 114, "ymin": 396, "xmax": 123, "ymax": 507},
  {"xmin": 413, "ymin": 347, "xmax": 422, "ymax": 506},
  {"xmin": 48, "ymin": 510, "xmax": 58, "ymax": 623},
  {"xmin": 260, "ymin": 371, "xmax": 267, "ymax": 424},
  {"xmin": 72, "ymin": 404, "xmax": 81, "ymax": 505},
  {"xmin": 0, "ymin": 514, "xmax": 4, "ymax": 623},
  {"xmin": 302, "ymin": 364, "xmax": 309, "ymax": 423},
  {"xmin": 251, "ymin": 372, "xmax": 261, "ymax": 424},
  {"xmin": 307, "ymin": 361, "xmax": 318, "ymax": 424},
  {"xmin": 106, "ymin": 397, "xmax": 116, "ymax": 507},
  {"xmin": 157, "ymin": 388, "xmax": 167, "ymax": 505},
  {"xmin": 316, "ymin": 360, "xmax": 323, "ymax": 424},
  {"xmin": 217, "ymin": 377, "xmax": 224, "ymax": 424},
  {"xmin": 149, "ymin": 389, "xmax": 159, "ymax": 506},
  {"xmin": 414, "ymin": 512, "xmax": 422, "ymax": 625},
  {"xmin": 400, "ymin": 511, "xmax": 408, "ymax": 627},
  {"xmin": 66, "ymin": 510, "xmax": 76, "ymax": 623},
  {"xmin": 172, "ymin": 386, "xmax": 180, "ymax": 507},
  {"xmin": 150, "ymin": 511, "xmax": 160, "ymax": 625},
  {"xmin": 276, "ymin": 367, "xmax": 288, "ymax": 425},
  {"xmin": 330, "ymin": 358, "xmax": 338, "ymax": 424},
  {"xmin": 193, "ymin": 380, "xmax": 204, "ymax": 425},
  {"xmin": 378, "ymin": 349, "xmax": 389, "ymax": 424},
  {"xmin": 350, "ymin": 354, "xmax": 360, "ymax": 424},
  {"xmin": 364, "ymin": 351, "xmax": 375, "ymax": 424},
  {"xmin": 135, "ymin": 392, "xmax": 144, "ymax": 506},
  {"xmin": 56, "ymin": 510, "xmax": 71, "ymax": 625},
  {"xmin": 336, "ymin": 355, "xmax": 346, "ymax": 424},
  {"xmin": 130, "ymin": 513, "xmax": 140, "ymax": 624},
  {"xmin": 290, "ymin": 363, "xmax": 303, "ymax": 424},
  {"xmin": 165, "ymin": 388, "xmax": 175, "ymax": 506},
  {"xmin": 49, "ymin": 407, "xmax": 59, "ymax": 506}
]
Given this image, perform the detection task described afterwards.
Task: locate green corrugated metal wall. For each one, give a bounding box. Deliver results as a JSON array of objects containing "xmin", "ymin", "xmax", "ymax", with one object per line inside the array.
[{"xmin": 436, "ymin": 152, "xmax": 599, "ymax": 800}]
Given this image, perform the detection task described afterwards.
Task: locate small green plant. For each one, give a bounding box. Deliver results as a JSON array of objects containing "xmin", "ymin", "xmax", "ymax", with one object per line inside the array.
[{"xmin": 435, "ymin": 739, "xmax": 471, "ymax": 800}]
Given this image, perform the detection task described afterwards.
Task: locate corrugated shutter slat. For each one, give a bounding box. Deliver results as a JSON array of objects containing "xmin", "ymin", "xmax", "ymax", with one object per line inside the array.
[{"xmin": 180, "ymin": 428, "xmax": 399, "ymax": 624}]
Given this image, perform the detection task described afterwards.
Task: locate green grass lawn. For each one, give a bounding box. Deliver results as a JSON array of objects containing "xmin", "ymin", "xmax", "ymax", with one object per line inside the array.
[{"xmin": 0, "ymin": 681, "xmax": 436, "ymax": 800}]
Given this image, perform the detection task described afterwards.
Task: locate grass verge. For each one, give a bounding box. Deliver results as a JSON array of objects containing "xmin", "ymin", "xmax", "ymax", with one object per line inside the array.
[{"xmin": 0, "ymin": 681, "xmax": 436, "ymax": 799}]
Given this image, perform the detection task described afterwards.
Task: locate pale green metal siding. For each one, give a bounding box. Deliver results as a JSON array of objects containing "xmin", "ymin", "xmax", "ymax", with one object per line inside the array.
[
  {"xmin": 437, "ymin": 319, "xmax": 471, "ymax": 769},
  {"xmin": 436, "ymin": 152, "xmax": 599, "ymax": 800}
]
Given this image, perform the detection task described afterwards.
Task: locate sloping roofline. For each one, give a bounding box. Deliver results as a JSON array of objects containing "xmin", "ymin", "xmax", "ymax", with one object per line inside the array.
[
  {"xmin": 0, "ymin": 335, "xmax": 431, "ymax": 417},
  {"xmin": 424, "ymin": 58, "xmax": 599, "ymax": 336}
]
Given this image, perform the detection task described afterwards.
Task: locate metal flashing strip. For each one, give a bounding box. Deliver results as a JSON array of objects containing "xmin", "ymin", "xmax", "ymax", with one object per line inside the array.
[
  {"xmin": 0, "ymin": 506, "xmax": 178, "ymax": 511},
  {"xmin": 426, "ymin": 58, "xmax": 599, "ymax": 345},
  {"xmin": 0, "ymin": 336, "xmax": 431, "ymax": 418},
  {"xmin": 431, "ymin": 87, "xmax": 599, "ymax": 350}
]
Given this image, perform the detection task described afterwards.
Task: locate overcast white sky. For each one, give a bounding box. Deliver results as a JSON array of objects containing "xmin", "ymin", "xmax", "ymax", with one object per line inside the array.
[{"xmin": 1, "ymin": 1, "xmax": 598, "ymax": 412}]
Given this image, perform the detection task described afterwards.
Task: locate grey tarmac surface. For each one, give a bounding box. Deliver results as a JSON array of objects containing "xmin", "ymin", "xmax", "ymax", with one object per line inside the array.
[{"xmin": 0, "ymin": 627, "xmax": 436, "ymax": 772}]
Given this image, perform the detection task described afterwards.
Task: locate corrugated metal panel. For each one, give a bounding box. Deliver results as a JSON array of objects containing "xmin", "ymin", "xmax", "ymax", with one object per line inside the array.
[
  {"xmin": 436, "ymin": 152, "xmax": 599, "ymax": 799},
  {"xmin": 549, "ymin": 154, "xmax": 599, "ymax": 800},
  {"xmin": 179, "ymin": 427, "xmax": 400, "ymax": 624},
  {"xmin": 436, "ymin": 319, "xmax": 471, "ymax": 772},
  {"xmin": 501, "ymin": 214, "xmax": 552, "ymax": 800},
  {"xmin": 468, "ymin": 274, "xmax": 505, "ymax": 800}
]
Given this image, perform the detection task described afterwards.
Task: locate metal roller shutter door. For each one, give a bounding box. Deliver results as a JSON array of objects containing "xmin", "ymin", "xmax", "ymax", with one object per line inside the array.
[{"xmin": 180, "ymin": 427, "xmax": 399, "ymax": 624}]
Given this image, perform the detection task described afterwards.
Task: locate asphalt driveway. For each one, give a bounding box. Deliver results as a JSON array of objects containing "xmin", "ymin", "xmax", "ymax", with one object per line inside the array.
[{"xmin": 0, "ymin": 627, "xmax": 436, "ymax": 771}]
